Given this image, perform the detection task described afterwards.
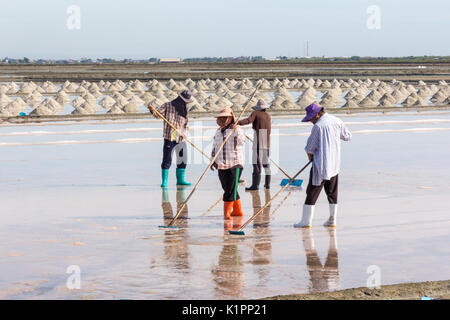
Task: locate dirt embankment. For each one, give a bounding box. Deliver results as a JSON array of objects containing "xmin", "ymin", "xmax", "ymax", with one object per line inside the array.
[
  {"xmin": 1, "ymin": 62, "xmax": 450, "ymax": 82},
  {"xmin": 263, "ymin": 280, "xmax": 450, "ymax": 300}
]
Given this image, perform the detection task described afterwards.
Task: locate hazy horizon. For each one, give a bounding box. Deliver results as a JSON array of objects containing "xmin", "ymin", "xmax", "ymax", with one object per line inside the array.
[{"xmin": 1, "ymin": 0, "xmax": 449, "ymax": 60}]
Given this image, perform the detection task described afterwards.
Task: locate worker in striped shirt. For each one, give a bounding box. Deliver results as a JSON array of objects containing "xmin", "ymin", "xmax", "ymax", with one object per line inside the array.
[
  {"xmin": 211, "ymin": 107, "xmax": 246, "ymax": 220},
  {"xmin": 148, "ymin": 90, "xmax": 193, "ymax": 188},
  {"xmin": 294, "ymin": 104, "xmax": 352, "ymax": 228}
]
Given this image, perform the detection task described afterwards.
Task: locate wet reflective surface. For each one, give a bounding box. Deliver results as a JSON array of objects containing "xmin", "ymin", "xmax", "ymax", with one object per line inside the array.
[{"xmin": 0, "ymin": 111, "xmax": 449, "ymax": 299}]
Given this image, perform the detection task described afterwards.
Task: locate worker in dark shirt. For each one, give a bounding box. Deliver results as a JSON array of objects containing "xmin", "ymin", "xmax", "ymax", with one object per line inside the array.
[{"xmin": 237, "ymin": 99, "xmax": 272, "ymax": 190}]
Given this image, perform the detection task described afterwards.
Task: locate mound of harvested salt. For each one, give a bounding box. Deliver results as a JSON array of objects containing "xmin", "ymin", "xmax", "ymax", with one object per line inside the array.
[
  {"xmin": 30, "ymin": 98, "xmax": 63, "ymax": 115},
  {"xmin": 189, "ymin": 103, "xmax": 205, "ymax": 112},
  {"xmin": 0, "ymin": 93, "xmax": 12, "ymax": 107},
  {"xmin": 99, "ymin": 96, "xmax": 116, "ymax": 109},
  {"xmin": 202, "ymin": 102, "xmax": 221, "ymax": 111},
  {"xmin": 341, "ymin": 99, "xmax": 359, "ymax": 108}
]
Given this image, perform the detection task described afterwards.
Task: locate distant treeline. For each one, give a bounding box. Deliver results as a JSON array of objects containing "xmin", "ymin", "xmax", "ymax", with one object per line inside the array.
[{"xmin": 1, "ymin": 56, "xmax": 450, "ymax": 65}]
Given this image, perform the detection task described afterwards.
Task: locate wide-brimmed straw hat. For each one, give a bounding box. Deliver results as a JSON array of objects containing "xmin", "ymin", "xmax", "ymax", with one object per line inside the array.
[
  {"xmin": 178, "ymin": 90, "xmax": 193, "ymax": 103},
  {"xmin": 215, "ymin": 106, "xmax": 235, "ymax": 121},
  {"xmin": 301, "ymin": 103, "xmax": 323, "ymax": 122},
  {"xmin": 252, "ymin": 99, "xmax": 268, "ymax": 111}
]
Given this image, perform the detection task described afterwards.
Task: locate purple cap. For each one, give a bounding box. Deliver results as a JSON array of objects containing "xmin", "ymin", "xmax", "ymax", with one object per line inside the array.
[{"xmin": 301, "ymin": 103, "xmax": 323, "ymax": 122}]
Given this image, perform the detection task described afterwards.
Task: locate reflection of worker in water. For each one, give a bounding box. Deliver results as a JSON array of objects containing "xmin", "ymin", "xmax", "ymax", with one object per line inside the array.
[
  {"xmin": 161, "ymin": 187, "xmax": 190, "ymax": 272},
  {"xmin": 300, "ymin": 228, "xmax": 340, "ymax": 293},
  {"xmin": 250, "ymin": 189, "xmax": 273, "ymax": 284},
  {"xmin": 211, "ymin": 217, "xmax": 245, "ymax": 298}
]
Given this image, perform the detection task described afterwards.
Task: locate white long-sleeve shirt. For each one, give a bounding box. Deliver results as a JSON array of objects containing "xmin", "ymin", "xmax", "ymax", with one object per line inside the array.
[{"xmin": 305, "ymin": 113, "xmax": 352, "ymax": 186}]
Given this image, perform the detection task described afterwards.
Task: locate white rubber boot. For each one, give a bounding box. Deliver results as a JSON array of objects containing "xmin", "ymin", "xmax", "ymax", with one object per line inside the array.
[
  {"xmin": 323, "ymin": 203, "xmax": 337, "ymax": 227},
  {"xmin": 294, "ymin": 205, "xmax": 314, "ymax": 228}
]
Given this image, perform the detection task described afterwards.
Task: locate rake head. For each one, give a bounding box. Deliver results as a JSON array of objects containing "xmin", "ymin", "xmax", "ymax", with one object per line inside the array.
[
  {"xmin": 158, "ymin": 225, "xmax": 179, "ymax": 230},
  {"xmin": 280, "ymin": 179, "xmax": 303, "ymax": 187},
  {"xmin": 228, "ymin": 230, "xmax": 245, "ymax": 236}
]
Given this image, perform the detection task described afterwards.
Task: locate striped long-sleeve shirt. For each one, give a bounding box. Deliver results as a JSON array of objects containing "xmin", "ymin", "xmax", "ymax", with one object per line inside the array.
[
  {"xmin": 305, "ymin": 113, "xmax": 352, "ymax": 186},
  {"xmin": 211, "ymin": 126, "xmax": 245, "ymax": 170},
  {"xmin": 151, "ymin": 102, "xmax": 188, "ymax": 143}
]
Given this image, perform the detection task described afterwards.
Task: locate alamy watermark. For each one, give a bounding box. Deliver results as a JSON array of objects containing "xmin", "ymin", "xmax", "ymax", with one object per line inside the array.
[
  {"xmin": 66, "ymin": 5, "xmax": 81, "ymax": 30},
  {"xmin": 366, "ymin": 265, "xmax": 381, "ymax": 289},
  {"xmin": 366, "ymin": 5, "xmax": 381, "ymax": 30},
  {"xmin": 66, "ymin": 265, "xmax": 81, "ymax": 289}
]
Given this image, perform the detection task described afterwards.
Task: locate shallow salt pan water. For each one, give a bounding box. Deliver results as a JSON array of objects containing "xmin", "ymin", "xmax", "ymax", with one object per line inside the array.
[{"xmin": 0, "ymin": 111, "xmax": 449, "ymax": 299}]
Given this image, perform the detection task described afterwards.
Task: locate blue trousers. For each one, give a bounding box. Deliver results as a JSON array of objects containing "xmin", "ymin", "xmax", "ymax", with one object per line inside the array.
[{"xmin": 161, "ymin": 139, "xmax": 187, "ymax": 170}]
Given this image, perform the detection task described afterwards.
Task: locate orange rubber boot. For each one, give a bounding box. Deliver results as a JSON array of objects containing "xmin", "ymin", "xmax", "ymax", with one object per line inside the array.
[
  {"xmin": 224, "ymin": 201, "xmax": 233, "ymax": 220},
  {"xmin": 231, "ymin": 199, "xmax": 244, "ymax": 216}
]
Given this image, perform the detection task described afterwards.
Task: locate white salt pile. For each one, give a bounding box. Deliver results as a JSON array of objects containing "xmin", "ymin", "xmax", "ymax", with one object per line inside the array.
[
  {"xmin": 107, "ymin": 103, "xmax": 125, "ymax": 114},
  {"xmin": 72, "ymin": 102, "xmax": 99, "ymax": 115},
  {"xmin": 0, "ymin": 93, "xmax": 12, "ymax": 107},
  {"xmin": 111, "ymin": 92, "xmax": 129, "ymax": 106},
  {"xmin": 188, "ymin": 103, "xmax": 205, "ymax": 112},
  {"xmin": 30, "ymin": 98, "xmax": 63, "ymax": 116},
  {"xmin": 341, "ymin": 99, "xmax": 359, "ymax": 108},
  {"xmin": 55, "ymin": 91, "xmax": 71, "ymax": 106},
  {"xmin": 99, "ymin": 95, "xmax": 116, "ymax": 110}
]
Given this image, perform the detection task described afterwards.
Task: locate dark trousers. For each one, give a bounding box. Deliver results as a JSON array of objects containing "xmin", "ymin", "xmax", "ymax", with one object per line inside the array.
[
  {"xmin": 304, "ymin": 169, "xmax": 338, "ymax": 205},
  {"xmin": 252, "ymin": 148, "xmax": 271, "ymax": 175},
  {"xmin": 161, "ymin": 139, "xmax": 187, "ymax": 170},
  {"xmin": 218, "ymin": 166, "xmax": 243, "ymax": 202}
]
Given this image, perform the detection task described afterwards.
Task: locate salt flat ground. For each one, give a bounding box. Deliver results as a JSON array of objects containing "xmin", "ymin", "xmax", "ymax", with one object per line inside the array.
[{"xmin": 0, "ymin": 111, "xmax": 449, "ymax": 299}]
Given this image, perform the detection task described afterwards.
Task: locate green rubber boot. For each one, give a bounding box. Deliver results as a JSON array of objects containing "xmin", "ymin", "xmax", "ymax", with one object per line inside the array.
[
  {"xmin": 176, "ymin": 168, "xmax": 191, "ymax": 186},
  {"xmin": 161, "ymin": 169, "xmax": 169, "ymax": 188}
]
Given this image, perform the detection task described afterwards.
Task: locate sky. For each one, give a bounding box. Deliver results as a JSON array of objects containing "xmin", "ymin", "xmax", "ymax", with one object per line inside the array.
[{"xmin": 0, "ymin": 0, "xmax": 449, "ymax": 59}]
